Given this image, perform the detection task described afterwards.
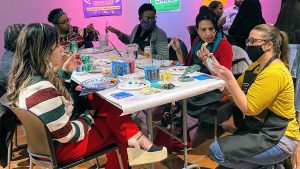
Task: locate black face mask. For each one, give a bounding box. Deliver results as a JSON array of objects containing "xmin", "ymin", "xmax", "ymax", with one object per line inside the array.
[
  {"xmin": 140, "ymin": 20, "xmax": 156, "ymax": 32},
  {"xmin": 245, "ymin": 45, "xmax": 265, "ymax": 62}
]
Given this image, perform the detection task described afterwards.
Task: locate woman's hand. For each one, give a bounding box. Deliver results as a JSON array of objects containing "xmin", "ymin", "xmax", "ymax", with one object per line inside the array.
[
  {"xmin": 218, "ymin": 16, "xmax": 226, "ymax": 26},
  {"xmin": 62, "ymin": 53, "xmax": 82, "ymax": 72},
  {"xmin": 170, "ymin": 37, "xmax": 181, "ymax": 52},
  {"xmin": 105, "ymin": 26, "xmax": 122, "ymax": 37},
  {"xmin": 212, "ymin": 60, "xmax": 235, "ymax": 82},
  {"xmin": 197, "ymin": 45, "xmax": 211, "ymax": 64},
  {"xmin": 89, "ymin": 110, "xmax": 95, "ymax": 117},
  {"xmin": 170, "ymin": 37, "xmax": 184, "ymax": 64}
]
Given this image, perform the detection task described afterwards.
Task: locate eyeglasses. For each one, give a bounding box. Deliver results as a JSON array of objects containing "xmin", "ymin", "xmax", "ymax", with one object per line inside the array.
[
  {"xmin": 246, "ymin": 38, "xmax": 269, "ymax": 45},
  {"xmin": 141, "ymin": 16, "xmax": 157, "ymax": 21},
  {"xmin": 57, "ymin": 18, "xmax": 71, "ymax": 25},
  {"xmin": 198, "ymin": 27, "xmax": 216, "ymax": 33}
]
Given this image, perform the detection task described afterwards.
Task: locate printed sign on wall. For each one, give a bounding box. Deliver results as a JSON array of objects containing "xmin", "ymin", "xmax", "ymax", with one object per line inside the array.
[
  {"xmin": 83, "ymin": 0, "xmax": 122, "ymax": 18},
  {"xmin": 202, "ymin": 0, "xmax": 228, "ymax": 6},
  {"xmin": 150, "ymin": 0, "xmax": 181, "ymax": 12}
]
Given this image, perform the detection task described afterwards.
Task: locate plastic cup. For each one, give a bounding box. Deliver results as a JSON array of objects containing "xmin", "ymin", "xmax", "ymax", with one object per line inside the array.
[{"xmin": 144, "ymin": 65, "xmax": 160, "ymax": 83}]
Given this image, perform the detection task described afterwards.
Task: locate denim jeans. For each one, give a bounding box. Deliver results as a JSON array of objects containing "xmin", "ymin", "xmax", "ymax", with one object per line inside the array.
[{"xmin": 209, "ymin": 136, "xmax": 297, "ymax": 169}]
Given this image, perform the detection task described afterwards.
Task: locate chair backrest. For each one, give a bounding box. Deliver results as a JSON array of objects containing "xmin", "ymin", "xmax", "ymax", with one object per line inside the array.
[
  {"xmin": 187, "ymin": 25, "xmax": 198, "ymax": 45},
  {"xmin": 167, "ymin": 38, "xmax": 188, "ymax": 61},
  {"xmin": 231, "ymin": 45, "xmax": 252, "ymax": 78},
  {"xmin": 0, "ymin": 94, "xmax": 58, "ymax": 168}
]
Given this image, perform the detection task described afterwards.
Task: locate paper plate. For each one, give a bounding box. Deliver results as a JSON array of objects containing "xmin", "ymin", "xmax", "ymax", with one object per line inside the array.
[
  {"xmin": 168, "ymin": 66, "xmax": 187, "ymax": 75},
  {"xmin": 81, "ymin": 77, "xmax": 119, "ymax": 90},
  {"xmin": 88, "ymin": 69, "xmax": 102, "ymax": 73},
  {"xmin": 160, "ymin": 60, "xmax": 174, "ymax": 67},
  {"xmin": 94, "ymin": 59, "xmax": 112, "ymax": 64},
  {"xmin": 117, "ymin": 79, "xmax": 150, "ymax": 90},
  {"xmin": 79, "ymin": 48, "xmax": 102, "ymax": 54}
]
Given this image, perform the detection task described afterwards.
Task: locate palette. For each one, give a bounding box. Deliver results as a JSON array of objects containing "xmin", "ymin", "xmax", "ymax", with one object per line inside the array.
[
  {"xmin": 168, "ymin": 66, "xmax": 187, "ymax": 75},
  {"xmin": 117, "ymin": 79, "xmax": 150, "ymax": 90},
  {"xmin": 81, "ymin": 77, "xmax": 119, "ymax": 90}
]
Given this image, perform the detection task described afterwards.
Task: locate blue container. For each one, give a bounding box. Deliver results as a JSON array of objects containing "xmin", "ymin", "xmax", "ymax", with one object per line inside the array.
[
  {"xmin": 144, "ymin": 65, "xmax": 160, "ymax": 83},
  {"xmin": 112, "ymin": 60, "xmax": 130, "ymax": 77}
]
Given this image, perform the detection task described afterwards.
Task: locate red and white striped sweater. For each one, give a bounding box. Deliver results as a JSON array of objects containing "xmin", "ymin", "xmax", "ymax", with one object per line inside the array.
[{"xmin": 16, "ymin": 76, "xmax": 93, "ymax": 143}]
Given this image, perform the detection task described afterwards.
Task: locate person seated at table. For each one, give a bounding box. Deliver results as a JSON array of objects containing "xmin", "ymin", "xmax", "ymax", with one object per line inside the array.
[
  {"xmin": 48, "ymin": 8, "xmax": 99, "ymax": 49},
  {"xmin": 172, "ymin": 6, "xmax": 232, "ymax": 68},
  {"xmin": 170, "ymin": 7, "xmax": 232, "ymax": 124},
  {"xmin": 6, "ymin": 23, "xmax": 167, "ymax": 169},
  {"xmin": 106, "ymin": 3, "xmax": 169, "ymax": 60},
  {"xmin": 207, "ymin": 24, "xmax": 299, "ymax": 168},
  {"xmin": 0, "ymin": 24, "xmax": 25, "ymax": 93},
  {"xmin": 0, "ymin": 23, "xmax": 25, "ymax": 168}
]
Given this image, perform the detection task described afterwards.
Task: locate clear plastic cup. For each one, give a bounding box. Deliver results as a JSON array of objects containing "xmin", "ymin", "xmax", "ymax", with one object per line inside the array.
[
  {"xmin": 144, "ymin": 46, "xmax": 151, "ymax": 59},
  {"xmin": 99, "ymin": 35, "xmax": 108, "ymax": 49},
  {"xmin": 144, "ymin": 65, "xmax": 160, "ymax": 83}
]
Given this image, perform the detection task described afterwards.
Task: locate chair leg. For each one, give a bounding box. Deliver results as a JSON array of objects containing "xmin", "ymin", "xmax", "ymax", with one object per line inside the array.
[
  {"xmin": 14, "ymin": 128, "xmax": 17, "ymax": 148},
  {"xmin": 14, "ymin": 126, "xmax": 26, "ymax": 148},
  {"xmin": 29, "ymin": 158, "xmax": 33, "ymax": 169},
  {"xmin": 95, "ymin": 157, "xmax": 100, "ymax": 169},
  {"xmin": 116, "ymin": 149, "xmax": 124, "ymax": 169},
  {"xmin": 214, "ymin": 115, "xmax": 217, "ymax": 141},
  {"xmin": 7, "ymin": 140, "xmax": 12, "ymax": 169}
]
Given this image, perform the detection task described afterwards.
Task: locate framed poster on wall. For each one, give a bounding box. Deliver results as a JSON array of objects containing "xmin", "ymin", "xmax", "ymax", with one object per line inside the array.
[
  {"xmin": 150, "ymin": 0, "xmax": 181, "ymax": 12},
  {"xmin": 83, "ymin": 0, "xmax": 122, "ymax": 18}
]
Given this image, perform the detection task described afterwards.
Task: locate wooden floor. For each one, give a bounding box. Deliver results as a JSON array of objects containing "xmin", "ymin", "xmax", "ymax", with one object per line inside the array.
[{"xmin": 5, "ymin": 118, "xmax": 300, "ymax": 169}]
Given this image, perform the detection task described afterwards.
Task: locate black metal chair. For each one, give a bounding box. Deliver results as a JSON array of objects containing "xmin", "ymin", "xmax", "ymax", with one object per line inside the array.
[
  {"xmin": 0, "ymin": 94, "xmax": 124, "ymax": 169},
  {"xmin": 188, "ymin": 99, "xmax": 233, "ymax": 141},
  {"xmin": 187, "ymin": 25, "xmax": 198, "ymax": 45}
]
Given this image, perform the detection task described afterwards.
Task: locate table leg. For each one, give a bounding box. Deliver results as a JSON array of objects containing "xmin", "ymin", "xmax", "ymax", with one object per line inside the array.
[
  {"xmin": 146, "ymin": 110, "xmax": 153, "ymax": 141},
  {"xmin": 182, "ymin": 99, "xmax": 188, "ymax": 168},
  {"xmin": 146, "ymin": 110, "xmax": 154, "ymax": 169},
  {"xmin": 182, "ymin": 99, "xmax": 201, "ymax": 169}
]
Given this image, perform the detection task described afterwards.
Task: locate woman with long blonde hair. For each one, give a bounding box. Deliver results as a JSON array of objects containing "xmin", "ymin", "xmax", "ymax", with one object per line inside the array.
[{"xmin": 7, "ymin": 23, "xmax": 167, "ymax": 169}]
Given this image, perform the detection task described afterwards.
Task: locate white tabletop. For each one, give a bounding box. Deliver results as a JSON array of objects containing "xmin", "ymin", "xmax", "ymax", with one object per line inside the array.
[{"xmin": 73, "ymin": 49, "xmax": 226, "ymax": 115}]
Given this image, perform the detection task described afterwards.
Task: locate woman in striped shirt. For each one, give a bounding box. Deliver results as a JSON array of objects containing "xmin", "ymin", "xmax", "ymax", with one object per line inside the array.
[{"xmin": 6, "ymin": 23, "xmax": 167, "ymax": 169}]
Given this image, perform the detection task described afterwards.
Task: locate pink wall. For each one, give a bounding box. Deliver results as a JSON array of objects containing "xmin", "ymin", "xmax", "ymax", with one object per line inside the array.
[{"xmin": 0, "ymin": 0, "xmax": 281, "ymax": 58}]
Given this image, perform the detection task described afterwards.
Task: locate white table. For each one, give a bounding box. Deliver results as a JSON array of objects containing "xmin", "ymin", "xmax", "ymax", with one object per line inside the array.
[{"xmin": 73, "ymin": 50, "xmax": 225, "ymax": 168}]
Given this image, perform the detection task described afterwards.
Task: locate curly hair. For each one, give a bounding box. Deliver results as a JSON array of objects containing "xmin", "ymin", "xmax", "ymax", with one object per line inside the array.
[
  {"xmin": 48, "ymin": 8, "xmax": 64, "ymax": 24},
  {"xmin": 138, "ymin": 3, "xmax": 156, "ymax": 18},
  {"xmin": 4, "ymin": 24, "xmax": 25, "ymax": 52}
]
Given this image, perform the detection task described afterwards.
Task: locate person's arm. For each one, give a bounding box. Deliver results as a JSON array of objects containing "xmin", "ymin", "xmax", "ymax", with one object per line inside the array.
[
  {"xmin": 106, "ymin": 25, "xmax": 131, "ymax": 44},
  {"xmin": 170, "ymin": 37, "xmax": 185, "ymax": 64},
  {"xmin": 212, "ymin": 62, "xmax": 282, "ymax": 116},
  {"xmin": 222, "ymin": 8, "xmax": 234, "ymax": 32},
  {"xmin": 151, "ymin": 29, "xmax": 169, "ymax": 60},
  {"xmin": 26, "ymin": 83, "xmax": 94, "ymax": 143}
]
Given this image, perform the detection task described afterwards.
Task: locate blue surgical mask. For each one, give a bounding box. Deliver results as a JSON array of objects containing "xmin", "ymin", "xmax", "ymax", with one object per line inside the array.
[{"xmin": 140, "ymin": 20, "xmax": 156, "ymax": 32}]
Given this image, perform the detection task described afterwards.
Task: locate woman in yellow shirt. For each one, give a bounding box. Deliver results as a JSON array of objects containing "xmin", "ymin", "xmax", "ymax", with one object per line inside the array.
[{"xmin": 200, "ymin": 24, "xmax": 299, "ymax": 168}]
